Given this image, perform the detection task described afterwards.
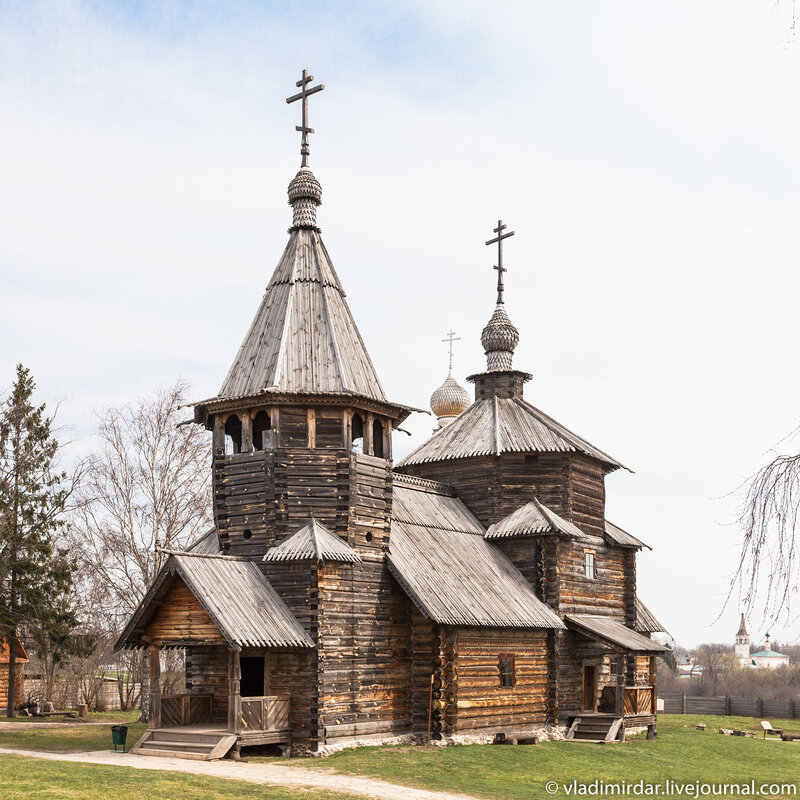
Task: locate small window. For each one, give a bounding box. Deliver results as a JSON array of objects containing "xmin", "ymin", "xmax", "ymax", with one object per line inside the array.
[
  {"xmin": 584, "ymin": 550, "xmax": 596, "ymax": 580},
  {"xmin": 498, "ymin": 654, "xmax": 516, "ymax": 688}
]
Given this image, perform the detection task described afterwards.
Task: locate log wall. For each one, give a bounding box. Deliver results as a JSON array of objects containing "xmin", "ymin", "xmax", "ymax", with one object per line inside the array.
[
  {"xmin": 0, "ymin": 663, "xmax": 24, "ymax": 710},
  {"xmin": 452, "ymin": 629, "xmax": 549, "ymax": 732}
]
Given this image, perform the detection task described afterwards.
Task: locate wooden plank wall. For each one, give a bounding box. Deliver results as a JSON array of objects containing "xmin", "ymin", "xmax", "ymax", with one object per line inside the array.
[
  {"xmin": 185, "ymin": 646, "xmax": 229, "ymax": 722},
  {"xmin": 452, "ymin": 629, "xmax": 549, "ymax": 732},
  {"xmin": 145, "ymin": 581, "xmax": 226, "ymax": 646}
]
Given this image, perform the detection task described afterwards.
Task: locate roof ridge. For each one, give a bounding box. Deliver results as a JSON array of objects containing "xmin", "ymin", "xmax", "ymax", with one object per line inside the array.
[
  {"xmin": 493, "ymin": 395, "xmax": 502, "ymax": 453},
  {"xmin": 317, "ymin": 245, "xmax": 349, "ymax": 393},
  {"xmin": 392, "ymin": 472, "xmax": 456, "ymax": 495}
]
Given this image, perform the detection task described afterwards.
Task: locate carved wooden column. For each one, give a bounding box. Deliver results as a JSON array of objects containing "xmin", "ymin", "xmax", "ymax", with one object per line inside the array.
[
  {"xmin": 213, "ymin": 416, "xmax": 225, "ymax": 456},
  {"xmin": 307, "ymin": 408, "xmax": 316, "ymax": 448},
  {"xmin": 271, "ymin": 408, "xmax": 281, "ymax": 449},
  {"xmin": 228, "ymin": 649, "xmax": 242, "ymax": 734},
  {"xmin": 149, "ymin": 646, "xmax": 161, "ymax": 729},
  {"xmin": 343, "ymin": 410, "xmax": 352, "ymax": 450},
  {"xmin": 385, "ymin": 421, "xmax": 392, "ymax": 460},
  {"xmin": 364, "ymin": 413, "xmax": 374, "ymax": 456},
  {"xmin": 241, "ymin": 413, "xmax": 253, "ymax": 453}
]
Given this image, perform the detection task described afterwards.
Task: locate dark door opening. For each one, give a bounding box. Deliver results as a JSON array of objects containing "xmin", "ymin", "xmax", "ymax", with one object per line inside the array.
[
  {"xmin": 582, "ymin": 665, "xmax": 597, "ymax": 711},
  {"xmin": 240, "ymin": 656, "xmax": 266, "ymax": 698}
]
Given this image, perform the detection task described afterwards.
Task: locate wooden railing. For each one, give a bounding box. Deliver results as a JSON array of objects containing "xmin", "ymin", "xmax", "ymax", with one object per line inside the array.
[
  {"xmin": 159, "ymin": 693, "xmax": 213, "ymax": 727},
  {"xmin": 600, "ymin": 685, "xmax": 655, "ymax": 716},
  {"xmin": 239, "ymin": 696, "xmax": 290, "ymax": 732},
  {"xmin": 623, "ymin": 686, "xmax": 654, "ymax": 716}
]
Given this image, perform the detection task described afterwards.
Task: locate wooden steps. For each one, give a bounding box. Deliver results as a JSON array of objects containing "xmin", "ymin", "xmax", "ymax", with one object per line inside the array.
[
  {"xmin": 131, "ymin": 729, "xmax": 237, "ymax": 761},
  {"xmin": 565, "ymin": 715, "xmax": 623, "ymax": 743}
]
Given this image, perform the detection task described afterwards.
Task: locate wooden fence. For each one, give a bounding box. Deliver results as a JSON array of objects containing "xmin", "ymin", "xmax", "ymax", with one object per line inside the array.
[{"xmin": 662, "ymin": 693, "xmax": 800, "ymax": 719}]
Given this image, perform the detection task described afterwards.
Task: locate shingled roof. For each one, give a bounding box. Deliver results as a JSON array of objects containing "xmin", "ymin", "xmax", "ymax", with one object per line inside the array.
[
  {"xmin": 264, "ymin": 518, "xmax": 361, "ymax": 563},
  {"xmin": 604, "ymin": 520, "xmax": 651, "ymax": 550},
  {"xmin": 635, "ymin": 597, "xmax": 668, "ymax": 634},
  {"xmin": 486, "ymin": 497, "xmax": 591, "ymax": 541},
  {"xmin": 115, "ymin": 553, "xmax": 314, "ymax": 651},
  {"xmin": 396, "ymin": 395, "xmax": 627, "ymax": 472},
  {"xmin": 216, "ymin": 228, "xmax": 388, "ymax": 403},
  {"xmin": 387, "ymin": 476, "xmax": 565, "ymax": 629}
]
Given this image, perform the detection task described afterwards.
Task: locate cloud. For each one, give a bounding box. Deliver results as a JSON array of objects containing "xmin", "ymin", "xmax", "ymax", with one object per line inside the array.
[{"xmin": 2, "ymin": 0, "xmax": 799, "ymax": 645}]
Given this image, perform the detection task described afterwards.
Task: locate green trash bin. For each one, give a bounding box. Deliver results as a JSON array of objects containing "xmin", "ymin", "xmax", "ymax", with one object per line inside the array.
[{"xmin": 111, "ymin": 725, "xmax": 128, "ymax": 753}]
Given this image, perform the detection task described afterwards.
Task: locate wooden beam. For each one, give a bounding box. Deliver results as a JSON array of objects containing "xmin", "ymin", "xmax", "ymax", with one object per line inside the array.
[
  {"xmin": 241, "ymin": 413, "xmax": 253, "ymax": 453},
  {"xmin": 213, "ymin": 416, "xmax": 225, "ymax": 456},
  {"xmin": 149, "ymin": 646, "xmax": 161, "ymax": 730},
  {"xmin": 364, "ymin": 413, "xmax": 374, "ymax": 456},
  {"xmin": 307, "ymin": 408, "xmax": 316, "ymax": 449},
  {"xmin": 228, "ymin": 649, "xmax": 242, "ymax": 734}
]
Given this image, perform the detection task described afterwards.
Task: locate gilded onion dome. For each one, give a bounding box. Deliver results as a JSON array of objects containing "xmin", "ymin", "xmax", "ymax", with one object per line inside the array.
[
  {"xmin": 481, "ymin": 303, "xmax": 519, "ymax": 371},
  {"xmin": 430, "ymin": 373, "xmax": 471, "ymax": 427},
  {"xmin": 288, "ymin": 167, "xmax": 322, "ymax": 230}
]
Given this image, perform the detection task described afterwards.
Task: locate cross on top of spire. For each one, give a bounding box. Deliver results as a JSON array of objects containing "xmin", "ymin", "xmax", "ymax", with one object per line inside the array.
[
  {"xmin": 485, "ymin": 219, "xmax": 515, "ymax": 304},
  {"xmin": 441, "ymin": 329, "xmax": 461, "ymax": 374},
  {"xmin": 286, "ymin": 69, "xmax": 325, "ymax": 168}
]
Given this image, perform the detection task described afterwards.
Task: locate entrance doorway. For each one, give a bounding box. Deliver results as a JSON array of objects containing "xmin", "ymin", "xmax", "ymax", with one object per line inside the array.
[
  {"xmin": 582, "ymin": 665, "xmax": 597, "ymax": 711},
  {"xmin": 240, "ymin": 656, "xmax": 266, "ymax": 698}
]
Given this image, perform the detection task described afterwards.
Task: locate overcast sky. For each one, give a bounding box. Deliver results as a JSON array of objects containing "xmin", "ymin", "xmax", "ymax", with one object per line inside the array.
[{"xmin": 2, "ymin": 1, "xmax": 799, "ymax": 648}]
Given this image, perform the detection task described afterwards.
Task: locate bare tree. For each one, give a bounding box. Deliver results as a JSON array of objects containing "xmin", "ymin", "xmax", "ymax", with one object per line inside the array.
[
  {"xmin": 69, "ymin": 380, "xmax": 212, "ymax": 718},
  {"xmin": 732, "ymin": 423, "xmax": 800, "ymax": 626},
  {"xmin": 694, "ymin": 644, "xmax": 736, "ymax": 696}
]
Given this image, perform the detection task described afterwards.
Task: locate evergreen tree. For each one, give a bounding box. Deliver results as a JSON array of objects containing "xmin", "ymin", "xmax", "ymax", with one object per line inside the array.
[{"xmin": 0, "ymin": 365, "xmax": 77, "ymax": 716}]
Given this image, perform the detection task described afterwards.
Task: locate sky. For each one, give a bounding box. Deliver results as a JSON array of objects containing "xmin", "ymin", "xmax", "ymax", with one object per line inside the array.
[{"xmin": 2, "ymin": 0, "xmax": 800, "ymax": 648}]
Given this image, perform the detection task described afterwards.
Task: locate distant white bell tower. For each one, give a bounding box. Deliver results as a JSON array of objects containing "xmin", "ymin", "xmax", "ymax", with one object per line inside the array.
[{"xmin": 735, "ymin": 614, "xmax": 750, "ymax": 665}]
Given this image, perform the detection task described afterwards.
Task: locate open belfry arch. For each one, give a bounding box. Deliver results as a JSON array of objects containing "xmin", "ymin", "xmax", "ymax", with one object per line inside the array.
[{"xmin": 116, "ymin": 69, "xmax": 668, "ymax": 759}]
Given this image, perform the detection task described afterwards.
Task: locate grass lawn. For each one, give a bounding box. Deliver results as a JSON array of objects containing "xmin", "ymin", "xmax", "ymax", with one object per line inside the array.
[
  {"xmin": 0, "ymin": 718, "xmax": 148, "ymax": 752},
  {"xmin": 0, "ymin": 754, "xmax": 368, "ymax": 800},
  {"xmin": 280, "ymin": 714, "xmax": 800, "ymax": 799}
]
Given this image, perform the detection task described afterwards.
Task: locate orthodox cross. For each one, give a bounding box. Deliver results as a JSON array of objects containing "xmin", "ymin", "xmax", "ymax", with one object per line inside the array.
[
  {"xmin": 441, "ymin": 329, "xmax": 461, "ymax": 374},
  {"xmin": 485, "ymin": 219, "xmax": 515, "ymax": 303},
  {"xmin": 286, "ymin": 69, "xmax": 325, "ymax": 168}
]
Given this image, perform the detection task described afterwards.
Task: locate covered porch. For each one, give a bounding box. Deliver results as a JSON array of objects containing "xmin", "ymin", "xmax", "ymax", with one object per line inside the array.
[
  {"xmin": 564, "ymin": 614, "xmax": 669, "ymax": 742},
  {"xmin": 114, "ymin": 551, "xmax": 314, "ymax": 759}
]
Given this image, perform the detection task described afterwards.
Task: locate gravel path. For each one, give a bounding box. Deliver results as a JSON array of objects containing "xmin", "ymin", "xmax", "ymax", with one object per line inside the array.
[
  {"xmin": 0, "ymin": 747, "xmax": 482, "ymax": 800},
  {"xmin": 0, "ymin": 721, "xmax": 107, "ymax": 730}
]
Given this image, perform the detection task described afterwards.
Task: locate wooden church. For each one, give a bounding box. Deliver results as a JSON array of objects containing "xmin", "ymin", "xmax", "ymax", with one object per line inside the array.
[{"xmin": 116, "ymin": 71, "xmax": 668, "ymax": 759}]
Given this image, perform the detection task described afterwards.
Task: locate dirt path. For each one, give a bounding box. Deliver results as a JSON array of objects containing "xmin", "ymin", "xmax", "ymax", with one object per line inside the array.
[
  {"xmin": 0, "ymin": 721, "xmax": 109, "ymax": 730},
  {"xmin": 0, "ymin": 747, "xmax": 482, "ymax": 800}
]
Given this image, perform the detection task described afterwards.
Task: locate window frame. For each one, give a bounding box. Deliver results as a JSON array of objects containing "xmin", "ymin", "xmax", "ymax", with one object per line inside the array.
[
  {"xmin": 498, "ymin": 653, "xmax": 516, "ymax": 688},
  {"xmin": 584, "ymin": 549, "xmax": 597, "ymax": 580}
]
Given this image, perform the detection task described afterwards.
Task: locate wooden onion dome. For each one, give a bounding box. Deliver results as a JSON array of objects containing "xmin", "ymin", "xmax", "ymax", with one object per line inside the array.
[
  {"xmin": 481, "ymin": 303, "xmax": 519, "ymax": 371},
  {"xmin": 430, "ymin": 374, "xmax": 471, "ymax": 428}
]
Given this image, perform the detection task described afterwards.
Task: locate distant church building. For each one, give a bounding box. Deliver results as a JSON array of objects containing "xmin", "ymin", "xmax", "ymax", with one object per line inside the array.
[
  {"xmin": 116, "ymin": 72, "xmax": 668, "ymax": 759},
  {"xmin": 735, "ymin": 616, "xmax": 790, "ymax": 669},
  {"xmin": 734, "ymin": 614, "xmax": 750, "ymax": 666}
]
